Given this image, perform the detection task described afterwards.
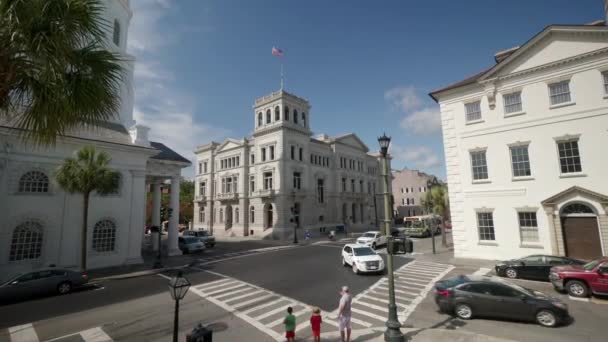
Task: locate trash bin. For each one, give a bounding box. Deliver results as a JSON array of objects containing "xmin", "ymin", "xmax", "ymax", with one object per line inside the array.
[{"xmin": 186, "ymin": 323, "xmax": 212, "ymax": 342}]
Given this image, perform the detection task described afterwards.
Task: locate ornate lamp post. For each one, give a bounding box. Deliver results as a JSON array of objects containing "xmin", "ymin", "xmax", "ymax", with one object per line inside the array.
[
  {"xmin": 378, "ymin": 133, "xmax": 405, "ymax": 342},
  {"xmin": 168, "ymin": 271, "xmax": 190, "ymax": 342}
]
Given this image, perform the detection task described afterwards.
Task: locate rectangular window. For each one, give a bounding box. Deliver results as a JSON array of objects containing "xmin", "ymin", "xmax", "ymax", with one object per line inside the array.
[
  {"xmin": 317, "ymin": 179, "xmax": 324, "ymax": 203},
  {"xmin": 405, "ymin": 188, "xmax": 409, "ymax": 193},
  {"xmin": 236, "ymin": 156, "xmax": 240, "ymax": 167},
  {"xmin": 203, "ymin": 162, "xmax": 208, "ymax": 173},
  {"xmin": 293, "ymin": 172, "xmax": 301, "ymax": 190},
  {"xmin": 401, "ymin": 198, "xmax": 405, "ymax": 205},
  {"xmin": 225, "ymin": 177, "xmax": 232, "ymax": 193},
  {"xmin": 261, "ymin": 148, "xmax": 266, "ymax": 162},
  {"xmin": 465, "ymin": 101, "xmax": 482, "ymax": 122},
  {"xmin": 299, "ymin": 148, "xmax": 303, "ymax": 161},
  {"xmin": 359, "ymin": 181, "xmax": 364, "ymax": 193},
  {"xmin": 411, "ymin": 198, "xmax": 415, "ymax": 205},
  {"xmin": 477, "ymin": 212, "xmax": 495, "ymax": 241},
  {"xmin": 250, "ymin": 175, "xmax": 255, "ymax": 193},
  {"xmin": 250, "ymin": 154, "xmax": 255, "ymax": 165},
  {"xmin": 557, "ymin": 140, "xmax": 582, "ymax": 173},
  {"xmin": 510, "ymin": 145, "xmax": 531, "ymax": 177},
  {"xmin": 199, "ymin": 182, "xmax": 206, "ymax": 197},
  {"xmin": 503, "ymin": 92, "xmax": 522, "ymax": 114},
  {"xmin": 549, "ymin": 80, "xmax": 571, "ymax": 105},
  {"xmin": 351, "ymin": 179, "xmax": 355, "ymax": 192},
  {"xmin": 198, "ymin": 163, "xmax": 202, "ymax": 174},
  {"xmin": 342, "ymin": 178, "xmax": 346, "ymax": 192},
  {"xmin": 470, "ymin": 150, "xmax": 489, "ymax": 180},
  {"xmin": 269, "ymin": 146, "xmax": 275, "ymax": 160},
  {"xmin": 406, "ymin": 198, "xmax": 410, "ymax": 205},
  {"xmin": 199, "ymin": 210, "xmax": 204, "ymax": 223},
  {"xmin": 519, "ymin": 212, "xmax": 539, "ymax": 243},
  {"xmin": 263, "ymin": 172, "xmax": 273, "ymax": 190},
  {"xmin": 603, "ymin": 71, "xmax": 608, "ymax": 94},
  {"xmin": 291, "ymin": 146, "xmax": 295, "ymax": 160}
]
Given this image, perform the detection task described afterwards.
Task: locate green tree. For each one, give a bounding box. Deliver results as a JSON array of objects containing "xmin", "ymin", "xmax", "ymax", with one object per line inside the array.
[
  {"xmin": 0, "ymin": 0, "xmax": 123, "ymax": 145},
  {"xmin": 422, "ymin": 185, "xmax": 450, "ymax": 247},
  {"xmin": 56, "ymin": 146, "xmax": 119, "ymax": 271},
  {"xmin": 179, "ymin": 178, "xmax": 194, "ymax": 224}
]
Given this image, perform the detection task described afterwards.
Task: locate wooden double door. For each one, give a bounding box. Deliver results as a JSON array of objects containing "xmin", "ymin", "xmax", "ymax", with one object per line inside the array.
[{"xmin": 562, "ymin": 217, "xmax": 603, "ymax": 260}]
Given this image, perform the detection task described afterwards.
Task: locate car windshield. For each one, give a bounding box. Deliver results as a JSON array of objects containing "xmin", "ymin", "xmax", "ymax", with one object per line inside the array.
[
  {"xmin": 583, "ymin": 259, "xmax": 602, "ymax": 271},
  {"xmin": 2, "ymin": 273, "xmax": 23, "ymax": 285},
  {"xmin": 353, "ymin": 247, "xmax": 376, "ymax": 256},
  {"xmin": 183, "ymin": 237, "xmax": 199, "ymax": 243},
  {"xmin": 439, "ymin": 275, "xmax": 470, "ymax": 288},
  {"xmin": 362, "ymin": 233, "xmax": 376, "ymax": 238},
  {"xmin": 404, "ymin": 220, "xmax": 424, "ymax": 228}
]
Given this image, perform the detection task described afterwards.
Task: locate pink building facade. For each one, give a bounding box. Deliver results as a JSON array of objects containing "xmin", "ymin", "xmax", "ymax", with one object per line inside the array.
[{"xmin": 392, "ymin": 168, "xmax": 439, "ymax": 220}]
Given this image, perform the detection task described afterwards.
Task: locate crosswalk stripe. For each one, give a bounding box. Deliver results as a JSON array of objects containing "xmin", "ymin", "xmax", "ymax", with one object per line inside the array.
[
  {"xmin": 9, "ymin": 324, "xmax": 39, "ymax": 342},
  {"xmin": 351, "ymin": 307, "xmax": 386, "ymax": 322},
  {"xmin": 359, "ymin": 295, "xmax": 390, "ymax": 305},
  {"xmin": 407, "ymin": 264, "xmax": 447, "ymax": 271},
  {"xmin": 194, "ymin": 279, "xmax": 237, "ymax": 291},
  {"xmin": 80, "ymin": 327, "xmax": 113, "ymax": 342},
  {"xmin": 412, "ymin": 261, "xmax": 449, "ymax": 267},
  {"xmin": 232, "ymin": 293, "xmax": 275, "ymax": 309},
  {"xmin": 322, "ymin": 317, "xmax": 340, "ymax": 328},
  {"xmin": 401, "ymin": 266, "xmax": 444, "ymax": 273},
  {"xmin": 396, "ymin": 271, "xmax": 438, "ymax": 278},
  {"xmin": 213, "ymin": 286, "xmax": 256, "ymax": 300},
  {"xmin": 395, "ymin": 274, "xmax": 436, "ymax": 282},
  {"xmin": 376, "ymin": 285, "xmax": 419, "ymax": 296},
  {"xmin": 242, "ymin": 298, "xmax": 287, "ymax": 315},
  {"xmin": 267, "ymin": 307, "xmax": 308, "ymax": 328},
  {"xmin": 355, "ymin": 300, "xmax": 388, "ymax": 313},
  {"xmin": 194, "ymin": 278, "xmax": 232, "ymax": 288},
  {"xmin": 224, "ymin": 289, "xmax": 266, "ymax": 304},
  {"xmin": 253, "ymin": 303, "xmax": 294, "ymax": 320},
  {"xmin": 203, "ymin": 283, "xmax": 247, "ymax": 296}
]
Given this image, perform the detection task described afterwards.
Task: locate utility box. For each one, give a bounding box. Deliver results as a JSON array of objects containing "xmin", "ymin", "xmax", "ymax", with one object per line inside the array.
[{"xmin": 186, "ymin": 324, "xmax": 212, "ymax": 342}]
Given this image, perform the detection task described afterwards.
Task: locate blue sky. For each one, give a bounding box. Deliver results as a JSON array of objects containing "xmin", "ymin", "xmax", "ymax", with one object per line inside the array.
[{"xmin": 128, "ymin": 0, "xmax": 603, "ymax": 179}]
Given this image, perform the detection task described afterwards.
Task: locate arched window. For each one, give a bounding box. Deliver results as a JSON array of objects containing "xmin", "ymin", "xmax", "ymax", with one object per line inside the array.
[
  {"xmin": 92, "ymin": 220, "xmax": 116, "ymax": 252},
  {"xmin": 113, "ymin": 20, "xmax": 121, "ymax": 46},
  {"xmin": 19, "ymin": 171, "xmax": 49, "ymax": 193},
  {"xmin": 266, "ymin": 109, "xmax": 271, "ymax": 124},
  {"xmin": 284, "ymin": 106, "xmax": 290, "ymax": 122},
  {"xmin": 235, "ymin": 207, "xmax": 240, "ymax": 223},
  {"xmin": 294, "ymin": 109, "xmax": 299, "ymax": 124},
  {"xmin": 302, "ymin": 112, "xmax": 306, "ymax": 126},
  {"xmin": 562, "ymin": 203, "xmax": 594, "ymax": 215},
  {"xmin": 274, "ymin": 106, "xmax": 280, "ymax": 121},
  {"xmin": 250, "ymin": 206, "xmax": 255, "ymax": 223},
  {"xmin": 257, "ymin": 112, "xmax": 262, "ymax": 127},
  {"xmin": 9, "ymin": 221, "xmax": 43, "ymax": 261}
]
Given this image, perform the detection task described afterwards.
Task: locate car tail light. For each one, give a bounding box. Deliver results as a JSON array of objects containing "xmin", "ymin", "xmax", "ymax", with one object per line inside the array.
[{"xmin": 436, "ymin": 289, "xmax": 452, "ymax": 297}]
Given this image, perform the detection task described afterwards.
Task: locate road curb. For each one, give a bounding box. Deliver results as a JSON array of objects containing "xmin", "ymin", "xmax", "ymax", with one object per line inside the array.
[{"xmin": 90, "ymin": 263, "xmax": 190, "ymax": 281}]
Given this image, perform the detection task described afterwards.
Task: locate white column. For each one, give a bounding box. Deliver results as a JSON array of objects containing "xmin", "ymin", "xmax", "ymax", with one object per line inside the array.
[
  {"xmin": 167, "ymin": 175, "xmax": 182, "ymax": 256},
  {"xmin": 126, "ymin": 170, "xmax": 146, "ymax": 264},
  {"xmin": 152, "ymin": 183, "xmax": 161, "ymax": 227}
]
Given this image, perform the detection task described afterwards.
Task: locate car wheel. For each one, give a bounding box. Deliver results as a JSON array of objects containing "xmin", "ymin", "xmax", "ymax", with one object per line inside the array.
[
  {"xmin": 454, "ymin": 303, "xmax": 473, "ymax": 320},
  {"xmin": 505, "ymin": 268, "xmax": 518, "ymax": 279},
  {"xmin": 566, "ymin": 280, "xmax": 588, "ymax": 297},
  {"xmin": 57, "ymin": 282, "xmax": 72, "ymax": 295},
  {"xmin": 371, "ymin": 242, "xmax": 376, "ymax": 250},
  {"xmin": 352, "ymin": 263, "xmax": 359, "ymax": 274},
  {"xmin": 536, "ymin": 309, "xmax": 558, "ymax": 327}
]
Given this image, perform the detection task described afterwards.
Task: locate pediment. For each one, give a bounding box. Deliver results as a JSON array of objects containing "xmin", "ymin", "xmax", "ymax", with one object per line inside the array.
[
  {"xmin": 334, "ymin": 134, "xmax": 369, "ymax": 152},
  {"xmin": 542, "ymin": 186, "xmax": 608, "ymax": 206},
  {"xmin": 482, "ymin": 26, "xmax": 608, "ymax": 80},
  {"xmin": 217, "ymin": 139, "xmax": 243, "ymax": 152}
]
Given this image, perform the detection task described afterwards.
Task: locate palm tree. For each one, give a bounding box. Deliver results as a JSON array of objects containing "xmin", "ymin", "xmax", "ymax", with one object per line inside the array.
[
  {"xmin": 56, "ymin": 146, "xmax": 119, "ymax": 271},
  {"xmin": 423, "ymin": 185, "xmax": 450, "ymax": 247},
  {"xmin": 0, "ymin": 0, "xmax": 123, "ymax": 145}
]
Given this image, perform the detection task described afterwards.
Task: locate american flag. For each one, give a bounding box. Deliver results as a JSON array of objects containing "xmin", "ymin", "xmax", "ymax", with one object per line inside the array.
[{"xmin": 272, "ymin": 46, "xmax": 284, "ymax": 56}]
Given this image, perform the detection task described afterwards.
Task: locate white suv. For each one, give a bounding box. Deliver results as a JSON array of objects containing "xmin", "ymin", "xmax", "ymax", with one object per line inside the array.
[
  {"xmin": 342, "ymin": 244, "xmax": 385, "ymax": 274},
  {"xmin": 356, "ymin": 231, "xmax": 387, "ymax": 249}
]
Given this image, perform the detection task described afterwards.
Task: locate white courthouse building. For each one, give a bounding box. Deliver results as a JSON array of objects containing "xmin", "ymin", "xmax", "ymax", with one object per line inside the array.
[
  {"xmin": 0, "ymin": 0, "xmax": 190, "ymax": 279},
  {"xmin": 430, "ymin": 9, "xmax": 608, "ymax": 260},
  {"xmin": 194, "ymin": 90, "xmax": 385, "ymax": 238}
]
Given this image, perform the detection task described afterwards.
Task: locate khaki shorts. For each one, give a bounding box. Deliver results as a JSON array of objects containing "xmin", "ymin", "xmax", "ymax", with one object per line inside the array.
[{"xmin": 338, "ymin": 315, "xmax": 351, "ymax": 330}]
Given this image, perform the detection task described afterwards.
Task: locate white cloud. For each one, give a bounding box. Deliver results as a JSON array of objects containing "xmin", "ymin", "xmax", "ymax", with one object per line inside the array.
[
  {"xmin": 129, "ymin": 0, "xmax": 228, "ymax": 178},
  {"xmin": 391, "ymin": 144, "xmax": 442, "ymax": 170},
  {"xmin": 384, "ymin": 86, "xmax": 422, "ymax": 112},
  {"xmin": 400, "ymin": 107, "xmax": 442, "ymax": 135}
]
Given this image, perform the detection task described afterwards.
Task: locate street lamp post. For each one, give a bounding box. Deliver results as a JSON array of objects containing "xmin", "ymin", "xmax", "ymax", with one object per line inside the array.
[
  {"xmin": 168, "ymin": 270, "xmax": 190, "ymax": 342},
  {"xmin": 378, "ymin": 133, "xmax": 405, "ymax": 342}
]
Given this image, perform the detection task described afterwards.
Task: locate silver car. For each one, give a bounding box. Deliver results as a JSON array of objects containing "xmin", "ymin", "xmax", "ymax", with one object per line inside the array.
[
  {"xmin": 0, "ymin": 268, "xmax": 88, "ymax": 302},
  {"xmin": 178, "ymin": 236, "xmax": 205, "ymax": 254}
]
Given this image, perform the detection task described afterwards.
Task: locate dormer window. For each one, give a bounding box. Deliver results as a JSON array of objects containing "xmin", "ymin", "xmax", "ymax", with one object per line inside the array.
[{"xmin": 113, "ymin": 20, "xmax": 121, "ymax": 46}]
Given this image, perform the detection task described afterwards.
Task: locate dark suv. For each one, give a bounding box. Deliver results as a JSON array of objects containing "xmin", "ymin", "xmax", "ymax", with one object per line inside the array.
[
  {"xmin": 434, "ymin": 275, "xmax": 569, "ymax": 327},
  {"xmin": 183, "ymin": 230, "xmax": 215, "ymax": 247}
]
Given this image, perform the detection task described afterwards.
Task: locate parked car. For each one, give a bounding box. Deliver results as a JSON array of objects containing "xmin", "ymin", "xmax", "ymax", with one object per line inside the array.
[
  {"xmin": 0, "ymin": 268, "xmax": 88, "ymax": 302},
  {"xmin": 341, "ymin": 244, "xmax": 385, "ymax": 274},
  {"xmin": 178, "ymin": 236, "xmax": 205, "ymax": 254},
  {"xmin": 434, "ymin": 275, "xmax": 569, "ymax": 328},
  {"xmin": 183, "ymin": 230, "xmax": 216, "ymax": 247},
  {"xmin": 402, "ymin": 215, "xmax": 441, "ymax": 238},
  {"xmin": 356, "ymin": 231, "xmax": 387, "ymax": 249},
  {"xmin": 549, "ymin": 257, "xmax": 608, "ymax": 297},
  {"xmin": 495, "ymin": 255, "xmax": 585, "ymax": 281}
]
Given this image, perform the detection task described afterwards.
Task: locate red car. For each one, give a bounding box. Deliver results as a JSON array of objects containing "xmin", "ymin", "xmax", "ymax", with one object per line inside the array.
[{"xmin": 549, "ymin": 257, "xmax": 608, "ymax": 297}]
